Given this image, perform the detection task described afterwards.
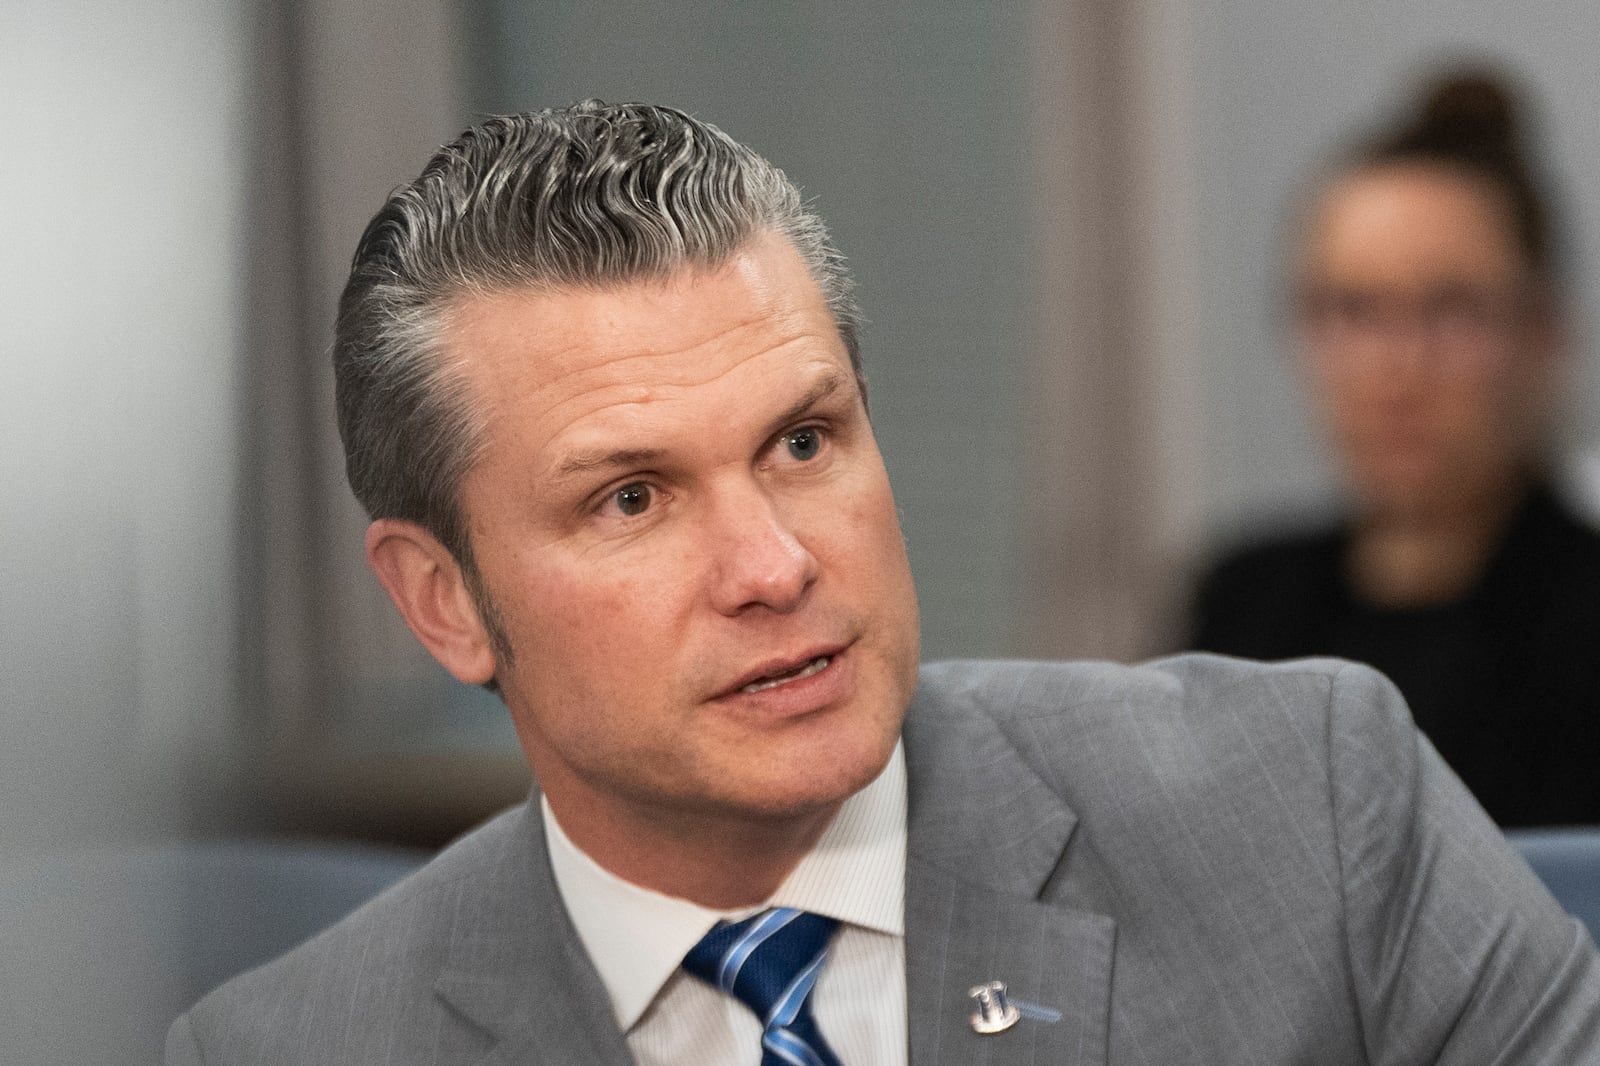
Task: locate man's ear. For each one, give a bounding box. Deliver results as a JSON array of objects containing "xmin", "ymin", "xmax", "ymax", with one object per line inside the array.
[{"xmin": 365, "ymin": 518, "xmax": 498, "ymax": 685}]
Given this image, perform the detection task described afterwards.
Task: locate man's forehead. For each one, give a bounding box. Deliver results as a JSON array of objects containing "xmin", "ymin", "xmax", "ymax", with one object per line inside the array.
[{"xmin": 439, "ymin": 235, "xmax": 855, "ymax": 478}]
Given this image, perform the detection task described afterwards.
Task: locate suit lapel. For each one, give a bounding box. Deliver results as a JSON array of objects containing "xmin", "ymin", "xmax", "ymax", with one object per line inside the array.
[
  {"xmin": 431, "ymin": 800, "xmax": 635, "ymax": 1066},
  {"xmin": 903, "ymin": 676, "xmax": 1115, "ymax": 1066}
]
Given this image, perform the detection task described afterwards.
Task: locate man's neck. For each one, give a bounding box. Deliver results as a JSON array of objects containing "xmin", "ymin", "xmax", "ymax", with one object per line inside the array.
[{"xmin": 542, "ymin": 787, "xmax": 843, "ymax": 909}]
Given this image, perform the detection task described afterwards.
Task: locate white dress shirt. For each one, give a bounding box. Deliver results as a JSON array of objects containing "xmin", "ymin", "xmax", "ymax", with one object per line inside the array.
[{"xmin": 543, "ymin": 743, "xmax": 909, "ymax": 1066}]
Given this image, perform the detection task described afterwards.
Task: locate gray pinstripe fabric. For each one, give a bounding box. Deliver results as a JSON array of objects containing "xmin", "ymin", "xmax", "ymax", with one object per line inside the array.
[{"xmin": 168, "ymin": 655, "xmax": 1600, "ymax": 1064}]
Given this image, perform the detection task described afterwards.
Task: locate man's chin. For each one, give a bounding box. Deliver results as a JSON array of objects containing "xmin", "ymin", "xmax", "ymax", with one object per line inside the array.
[{"xmin": 709, "ymin": 733, "xmax": 897, "ymax": 822}]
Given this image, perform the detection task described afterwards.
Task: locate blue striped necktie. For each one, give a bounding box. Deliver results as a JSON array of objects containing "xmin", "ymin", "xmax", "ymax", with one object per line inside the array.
[{"xmin": 681, "ymin": 907, "xmax": 845, "ymax": 1066}]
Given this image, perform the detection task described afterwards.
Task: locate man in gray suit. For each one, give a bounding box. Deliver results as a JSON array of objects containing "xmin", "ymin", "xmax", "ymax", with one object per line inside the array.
[{"xmin": 168, "ymin": 101, "xmax": 1600, "ymax": 1064}]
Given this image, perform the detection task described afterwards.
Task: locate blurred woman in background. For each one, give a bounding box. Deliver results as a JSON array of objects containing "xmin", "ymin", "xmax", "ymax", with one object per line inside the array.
[{"xmin": 1189, "ymin": 65, "xmax": 1600, "ymax": 827}]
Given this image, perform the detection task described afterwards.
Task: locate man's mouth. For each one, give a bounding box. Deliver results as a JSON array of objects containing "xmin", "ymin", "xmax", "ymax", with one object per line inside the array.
[{"xmin": 739, "ymin": 656, "xmax": 832, "ymax": 694}]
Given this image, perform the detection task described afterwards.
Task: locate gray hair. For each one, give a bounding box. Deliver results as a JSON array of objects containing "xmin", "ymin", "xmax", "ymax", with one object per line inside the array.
[{"xmin": 333, "ymin": 100, "xmax": 862, "ymax": 570}]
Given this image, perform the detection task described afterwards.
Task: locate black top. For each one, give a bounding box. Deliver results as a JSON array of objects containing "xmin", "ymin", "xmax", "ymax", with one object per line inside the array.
[{"xmin": 1189, "ymin": 486, "xmax": 1600, "ymax": 827}]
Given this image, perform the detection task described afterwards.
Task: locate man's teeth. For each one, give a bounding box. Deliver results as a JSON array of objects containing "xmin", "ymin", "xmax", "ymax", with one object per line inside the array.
[{"xmin": 740, "ymin": 656, "xmax": 830, "ymax": 694}]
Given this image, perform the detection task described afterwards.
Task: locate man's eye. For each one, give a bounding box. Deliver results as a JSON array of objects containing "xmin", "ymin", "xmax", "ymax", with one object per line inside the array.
[
  {"xmin": 784, "ymin": 427, "xmax": 822, "ymax": 461},
  {"xmin": 611, "ymin": 483, "xmax": 652, "ymax": 516}
]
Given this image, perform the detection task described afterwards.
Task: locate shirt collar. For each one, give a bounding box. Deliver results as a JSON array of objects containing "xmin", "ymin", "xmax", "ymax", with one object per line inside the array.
[{"xmin": 543, "ymin": 742, "xmax": 908, "ymax": 1031}]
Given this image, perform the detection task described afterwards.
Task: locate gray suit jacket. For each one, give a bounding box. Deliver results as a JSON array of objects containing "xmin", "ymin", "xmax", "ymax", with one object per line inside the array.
[{"xmin": 167, "ymin": 656, "xmax": 1600, "ymax": 1063}]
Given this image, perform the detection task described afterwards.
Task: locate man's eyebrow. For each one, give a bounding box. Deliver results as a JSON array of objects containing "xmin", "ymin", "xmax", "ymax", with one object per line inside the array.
[
  {"xmin": 552, "ymin": 447, "xmax": 667, "ymax": 483},
  {"xmin": 549, "ymin": 369, "xmax": 851, "ymax": 484},
  {"xmin": 769, "ymin": 369, "xmax": 848, "ymax": 431}
]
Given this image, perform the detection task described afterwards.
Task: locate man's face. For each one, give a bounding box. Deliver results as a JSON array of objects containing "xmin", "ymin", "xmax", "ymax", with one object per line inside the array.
[{"xmin": 444, "ymin": 233, "xmax": 920, "ymax": 835}]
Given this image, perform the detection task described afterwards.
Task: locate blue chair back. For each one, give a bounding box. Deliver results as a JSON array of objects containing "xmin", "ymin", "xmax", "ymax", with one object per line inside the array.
[
  {"xmin": 1509, "ymin": 827, "xmax": 1600, "ymax": 944},
  {"xmin": 2, "ymin": 839, "xmax": 429, "ymax": 1066}
]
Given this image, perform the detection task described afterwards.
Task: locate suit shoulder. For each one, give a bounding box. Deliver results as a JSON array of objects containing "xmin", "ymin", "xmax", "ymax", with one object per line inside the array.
[
  {"xmin": 915, "ymin": 654, "xmax": 1397, "ymax": 728},
  {"xmin": 913, "ymin": 656, "xmax": 1415, "ymax": 812},
  {"xmin": 915, "ymin": 657, "xmax": 1180, "ymax": 716},
  {"xmin": 175, "ymin": 803, "xmax": 532, "ymax": 1057}
]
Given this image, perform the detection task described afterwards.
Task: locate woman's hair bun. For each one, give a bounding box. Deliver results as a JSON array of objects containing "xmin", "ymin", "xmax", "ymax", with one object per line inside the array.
[
  {"xmin": 1328, "ymin": 59, "xmax": 1561, "ymax": 285},
  {"xmin": 1410, "ymin": 66, "xmax": 1525, "ymax": 162}
]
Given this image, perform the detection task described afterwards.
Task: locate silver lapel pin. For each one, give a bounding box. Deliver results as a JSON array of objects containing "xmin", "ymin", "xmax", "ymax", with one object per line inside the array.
[{"xmin": 968, "ymin": 980, "xmax": 1021, "ymax": 1034}]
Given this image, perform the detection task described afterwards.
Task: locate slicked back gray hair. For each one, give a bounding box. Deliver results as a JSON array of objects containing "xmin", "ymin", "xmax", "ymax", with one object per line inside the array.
[{"xmin": 334, "ymin": 100, "xmax": 862, "ymax": 568}]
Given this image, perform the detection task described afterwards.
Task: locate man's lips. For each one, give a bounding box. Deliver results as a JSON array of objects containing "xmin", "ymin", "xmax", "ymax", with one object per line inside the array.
[
  {"xmin": 717, "ymin": 645, "xmax": 847, "ymax": 699},
  {"xmin": 739, "ymin": 656, "xmax": 831, "ymax": 694}
]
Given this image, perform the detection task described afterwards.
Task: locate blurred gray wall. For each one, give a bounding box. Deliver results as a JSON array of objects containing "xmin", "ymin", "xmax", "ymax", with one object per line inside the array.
[
  {"xmin": 1, "ymin": 0, "xmax": 248, "ymax": 847},
  {"xmin": 3, "ymin": 1, "xmax": 249, "ymax": 1060}
]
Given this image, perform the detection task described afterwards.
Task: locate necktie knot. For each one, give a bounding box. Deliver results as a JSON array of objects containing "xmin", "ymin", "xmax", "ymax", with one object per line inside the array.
[{"xmin": 683, "ymin": 907, "xmax": 845, "ymax": 1066}]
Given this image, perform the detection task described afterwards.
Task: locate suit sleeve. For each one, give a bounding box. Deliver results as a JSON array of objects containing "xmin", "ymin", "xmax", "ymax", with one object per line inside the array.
[
  {"xmin": 1328, "ymin": 662, "xmax": 1600, "ymax": 1063},
  {"xmin": 165, "ymin": 1013, "xmax": 206, "ymax": 1066}
]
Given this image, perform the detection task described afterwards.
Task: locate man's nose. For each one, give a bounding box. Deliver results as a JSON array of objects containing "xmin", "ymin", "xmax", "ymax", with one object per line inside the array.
[{"xmin": 705, "ymin": 486, "xmax": 819, "ymax": 616}]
